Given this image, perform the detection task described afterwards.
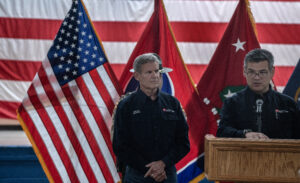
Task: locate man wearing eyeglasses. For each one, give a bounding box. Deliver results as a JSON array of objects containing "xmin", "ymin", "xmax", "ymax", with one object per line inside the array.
[{"xmin": 217, "ymin": 48, "xmax": 300, "ymax": 139}]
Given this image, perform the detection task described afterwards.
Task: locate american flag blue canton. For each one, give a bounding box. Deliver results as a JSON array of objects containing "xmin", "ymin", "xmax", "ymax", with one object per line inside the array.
[{"xmin": 47, "ymin": 0, "xmax": 107, "ymax": 86}]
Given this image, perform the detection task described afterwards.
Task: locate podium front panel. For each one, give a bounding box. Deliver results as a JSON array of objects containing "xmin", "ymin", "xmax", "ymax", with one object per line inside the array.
[{"xmin": 205, "ymin": 135, "xmax": 300, "ymax": 183}]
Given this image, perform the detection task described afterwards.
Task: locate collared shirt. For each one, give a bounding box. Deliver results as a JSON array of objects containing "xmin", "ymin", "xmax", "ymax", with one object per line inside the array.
[
  {"xmin": 217, "ymin": 86, "xmax": 300, "ymax": 139},
  {"xmin": 112, "ymin": 89, "xmax": 190, "ymax": 173}
]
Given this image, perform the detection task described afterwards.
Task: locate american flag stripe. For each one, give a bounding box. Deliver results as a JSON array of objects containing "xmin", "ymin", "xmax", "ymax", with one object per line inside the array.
[
  {"xmin": 68, "ymin": 79, "xmax": 116, "ymax": 182},
  {"xmin": 21, "ymin": 98, "xmax": 70, "ymax": 182},
  {"xmin": 18, "ymin": 107, "xmax": 62, "ymax": 182},
  {"xmin": 41, "ymin": 59, "xmax": 115, "ymax": 182},
  {"xmin": 27, "ymin": 77, "xmax": 85, "ymax": 183},
  {"xmin": 71, "ymin": 75, "xmax": 118, "ymax": 173},
  {"xmin": 0, "ymin": 0, "xmax": 152, "ymax": 20},
  {"xmin": 35, "ymin": 64, "xmax": 100, "ymax": 183},
  {"xmin": 0, "ymin": 38, "xmax": 51, "ymax": 61},
  {"xmin": 0, "ymin": 59, "xmax": 41, "ymax": 81},
  {"xmin": 65, "ymin": 84, "xmax": 111, "ymax": 182},
  {"xmin": 0, "ymin": 80, "xmax": 30, "ymax": 102},
  {"xmin": 83, "ymin": 70, "xmax": 114, "ymax": 129},
  {"xmin": 46, "ymin": 55, "xmax": 119, "ymax": 181},
  {"xmin": 1, "ymin": 0, "xmax": 300, "ymax": 23},
  {"xmin": 2, "ymin": 19, "xmax": 300, "ymax": 43},
  {"xmin": 77, "ymin": 75, "xmax": 115, "ymax": 161},
  {"xmin": 0, "ymin": 18, "xmax": 61, "ymax": 39},
  {"xmin": 97, "ymin": 65, "xmax": 121, "ymax": 104},
  {"xmin": 37, "ymin": 66, "xmax": 101, "ymax": 183},
  {"xmin": 43, "ymin": 62, "xmax": 109, "ymax": 182},
  {"xmin": 0, "ymin": 101, "xmax": 19, "ymax": 119},
  {"xmin": 2, "ymin": 20, "xmax": 300, "ymax": 44},
  {"xmin": 63, "ymin": 80, "xmax": 112, "ymax": 183}
]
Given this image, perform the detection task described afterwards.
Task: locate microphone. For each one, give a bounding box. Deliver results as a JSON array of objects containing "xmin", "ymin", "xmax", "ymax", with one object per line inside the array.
[
  {"xmin": 256, "ymin": 99, "xmax": 263, "ymax": 132},
  {"xmin": 256, "ymin": 99, "xmax": 263, "ymax": 113}
]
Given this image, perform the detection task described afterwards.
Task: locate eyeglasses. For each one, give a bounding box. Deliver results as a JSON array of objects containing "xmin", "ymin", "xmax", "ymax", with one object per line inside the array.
[{"xmin": 245, "ymin": 69, "xmax": 269, "ymax": 78}]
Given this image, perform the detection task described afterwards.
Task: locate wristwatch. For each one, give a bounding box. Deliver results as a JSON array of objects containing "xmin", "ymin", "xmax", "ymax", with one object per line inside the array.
[{"xmin": 243, "ymin": 129, "xmax": 252, "ymax": 137}]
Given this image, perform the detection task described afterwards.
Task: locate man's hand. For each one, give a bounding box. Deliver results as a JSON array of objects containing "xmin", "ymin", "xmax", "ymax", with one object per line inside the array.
[
  {"xmin": 144, "ymin": 160, "xmax": 167, "ymax": 182},
  {"xmin": 245, "ymin": 132, "xmax": 269, "ymax": 139}
]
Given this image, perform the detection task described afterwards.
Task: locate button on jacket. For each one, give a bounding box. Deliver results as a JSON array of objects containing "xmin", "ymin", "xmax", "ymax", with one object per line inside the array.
[
  {"xmin": 217, "ymin": 86, "xmax": 300, "ymax": 139},
  {"xmin": 112, "ymin": 89, "xmax": 190, "ymax": 173}
]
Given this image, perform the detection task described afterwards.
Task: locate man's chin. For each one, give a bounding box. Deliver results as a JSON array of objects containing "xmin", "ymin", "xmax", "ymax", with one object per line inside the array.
[
  {"xmin": 152, "ymin": 85, "xmax": 160, "ymax": 89},
  {"xmin": 151, "ymin": 83, "xmax": 160, "ymax": 87},
  {"xmin": 145, "ymin": 84, "xmax": 160, "ymax": 90},
  {"xmin": 250, "ymin": 86, "xmax": 264, "ymax": 94}
]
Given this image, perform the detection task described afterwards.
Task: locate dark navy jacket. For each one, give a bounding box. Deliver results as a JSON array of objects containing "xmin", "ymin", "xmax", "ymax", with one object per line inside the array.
[
  {"xmin": 112, "ymin": 89, "xmax": 190, "ymax": 173},
  {"xmin": 217, "ymin": 86, "xmax": 300, "ymax": 139}
]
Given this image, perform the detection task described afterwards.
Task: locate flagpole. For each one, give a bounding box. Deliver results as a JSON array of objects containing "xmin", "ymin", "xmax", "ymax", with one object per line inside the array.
[{"xmin": 245, "ymin": 0, "xmax": 258, "ymax": 38}]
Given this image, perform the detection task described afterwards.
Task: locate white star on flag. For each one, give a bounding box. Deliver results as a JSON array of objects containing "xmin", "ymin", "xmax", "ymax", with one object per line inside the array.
[
  {"xmin": 224, "ymin": 89, "xmax": 235, "ymax": 98},
  {"xmin": 232, "ymin": 38, "xmax": 246, "ymax": 52}
]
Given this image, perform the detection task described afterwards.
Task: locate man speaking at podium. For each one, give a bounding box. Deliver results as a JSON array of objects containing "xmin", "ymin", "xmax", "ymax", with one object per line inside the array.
[{"xmin": 217, "ymin": 48, "xmax": 300, "ymax": 139}]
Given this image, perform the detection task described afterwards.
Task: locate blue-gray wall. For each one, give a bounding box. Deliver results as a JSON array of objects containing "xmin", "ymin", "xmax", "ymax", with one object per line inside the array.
[{"xmin": 0, "ymin": 146, "xmax": 48, "ymax": 183}]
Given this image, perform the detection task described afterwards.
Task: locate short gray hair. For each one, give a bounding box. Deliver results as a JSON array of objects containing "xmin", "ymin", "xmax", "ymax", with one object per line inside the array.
[
  {"xmin": 244, "ymin": 48, "xmax": 274, "ymax": 70},
  {"xmin": 133, "ymin": 53, "xmax": 161, "ymax": 73}
]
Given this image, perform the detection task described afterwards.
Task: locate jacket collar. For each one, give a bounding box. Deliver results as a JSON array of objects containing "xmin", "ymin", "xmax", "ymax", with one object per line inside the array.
[
  {"xmin": 135, "ymin": 88, "xmax": 161, "ymax": 107},
  {"xmin": 245, "ymin": 85, "xmax": 274, "ymax": 102}
]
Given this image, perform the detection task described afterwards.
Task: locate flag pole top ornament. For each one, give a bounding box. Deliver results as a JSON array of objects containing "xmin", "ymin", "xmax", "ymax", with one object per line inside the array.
[{"xmin": 129, "ymin": 53, "xmax": 173, "ymax": 73}]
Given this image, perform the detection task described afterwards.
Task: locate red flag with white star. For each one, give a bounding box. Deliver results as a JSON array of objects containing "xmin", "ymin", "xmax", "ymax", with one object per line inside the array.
[
  {"xmin": 197, "ymin": 0, "xmax": 260, "ymax": 118},
  {"xmin": 181, "ymin": 1, "xmax": 261, "ymax": 181}
]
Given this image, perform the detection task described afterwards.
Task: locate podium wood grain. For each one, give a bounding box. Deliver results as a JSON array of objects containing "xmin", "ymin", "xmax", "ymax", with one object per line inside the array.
[{"xmin": 205, "ymin": 135, "xmax": 300, "ymax": 183}]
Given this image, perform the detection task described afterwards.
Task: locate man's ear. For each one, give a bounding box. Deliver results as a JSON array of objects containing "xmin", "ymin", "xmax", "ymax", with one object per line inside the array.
[
  {"xmin": 133, "ymin": 72, "xmax": 140, "ymax": 81},
  {"xmin": 243, "ymin": 69, "xmax": 247, "ymax": 78}
]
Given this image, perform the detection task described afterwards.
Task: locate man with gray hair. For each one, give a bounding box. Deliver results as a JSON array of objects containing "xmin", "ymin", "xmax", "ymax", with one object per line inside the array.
[
  {"xmin": 217, "ymin": 48, "xmax": 300, "ymax": 139},
  {"xmin": 113, "ymin": 53, "xmax": 190, "ymax": 182}
]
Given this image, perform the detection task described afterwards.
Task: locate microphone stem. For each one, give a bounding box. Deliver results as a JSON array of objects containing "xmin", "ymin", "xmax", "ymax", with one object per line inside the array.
[{"xmin": 257, "ymin": 112, "xmax": 262, "ymax": 132}]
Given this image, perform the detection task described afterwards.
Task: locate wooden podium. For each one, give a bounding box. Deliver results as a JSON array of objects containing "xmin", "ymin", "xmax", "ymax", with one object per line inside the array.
[{"xmin": 204, "ymin": 135, "xmax": 300, "ymax": 183}]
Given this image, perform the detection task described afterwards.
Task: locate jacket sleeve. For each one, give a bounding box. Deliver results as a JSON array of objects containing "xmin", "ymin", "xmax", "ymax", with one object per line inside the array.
[
  {"xmin": 217, "ymin": 98, "xmax": 244, "ymax": 138},
  {"xmin": 162, "ymin": 100, "xmax": 190, "ymax": 168},
  {"xmin": 292, "ymin": 105, "xmax": 300, "ymax": 139}
]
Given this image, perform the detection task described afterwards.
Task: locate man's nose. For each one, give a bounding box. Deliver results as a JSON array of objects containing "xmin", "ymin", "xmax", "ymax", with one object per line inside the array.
[
  {"xmin": 152, "ymin": 72, "xmax": 160, "ymax": 77},
  {"xmin": 253, "ymin": 73, "xmax": 261, "ymax": 79}
]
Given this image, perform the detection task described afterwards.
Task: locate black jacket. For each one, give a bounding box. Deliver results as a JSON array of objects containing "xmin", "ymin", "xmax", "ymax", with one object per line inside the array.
[
  {"xmin": 217, "ymin": 86, "xmax": 300, "ymax": 139},
  {"xmin": 112, "ymin": 89, "xmax": 190, "ymax": 173}
]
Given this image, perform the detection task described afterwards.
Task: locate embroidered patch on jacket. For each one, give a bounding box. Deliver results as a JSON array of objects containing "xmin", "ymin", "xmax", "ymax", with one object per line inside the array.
[
  {"xmin": 275, "ymin": 109, "xmax": 289, "ymax": 119},
  {"xmin": 132, "ymin": 110, "xmax": 141, "ymax": 115},
  {"xmin": 162, "ymin": 108, "xmax": 175, "ymax": 113}
]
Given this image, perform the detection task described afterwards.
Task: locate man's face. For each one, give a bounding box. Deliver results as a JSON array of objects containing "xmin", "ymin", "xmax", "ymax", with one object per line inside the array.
[
  {"xmin": 134, "ymin": 62, "xmax": 161, "ymax": 91},
  {"xmin": 243, "ymin": 60, "xmax": 274, "ymax": 95}
]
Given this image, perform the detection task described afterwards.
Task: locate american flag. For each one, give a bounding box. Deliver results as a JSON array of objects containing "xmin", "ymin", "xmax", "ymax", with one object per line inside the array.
[
  {"xmin": 17, "ymin": 0, "xmax": 121, "ymax": 182},
  {"xmin": 0, "ymin": 1, "xmax": 299, "ymax": 126}
]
